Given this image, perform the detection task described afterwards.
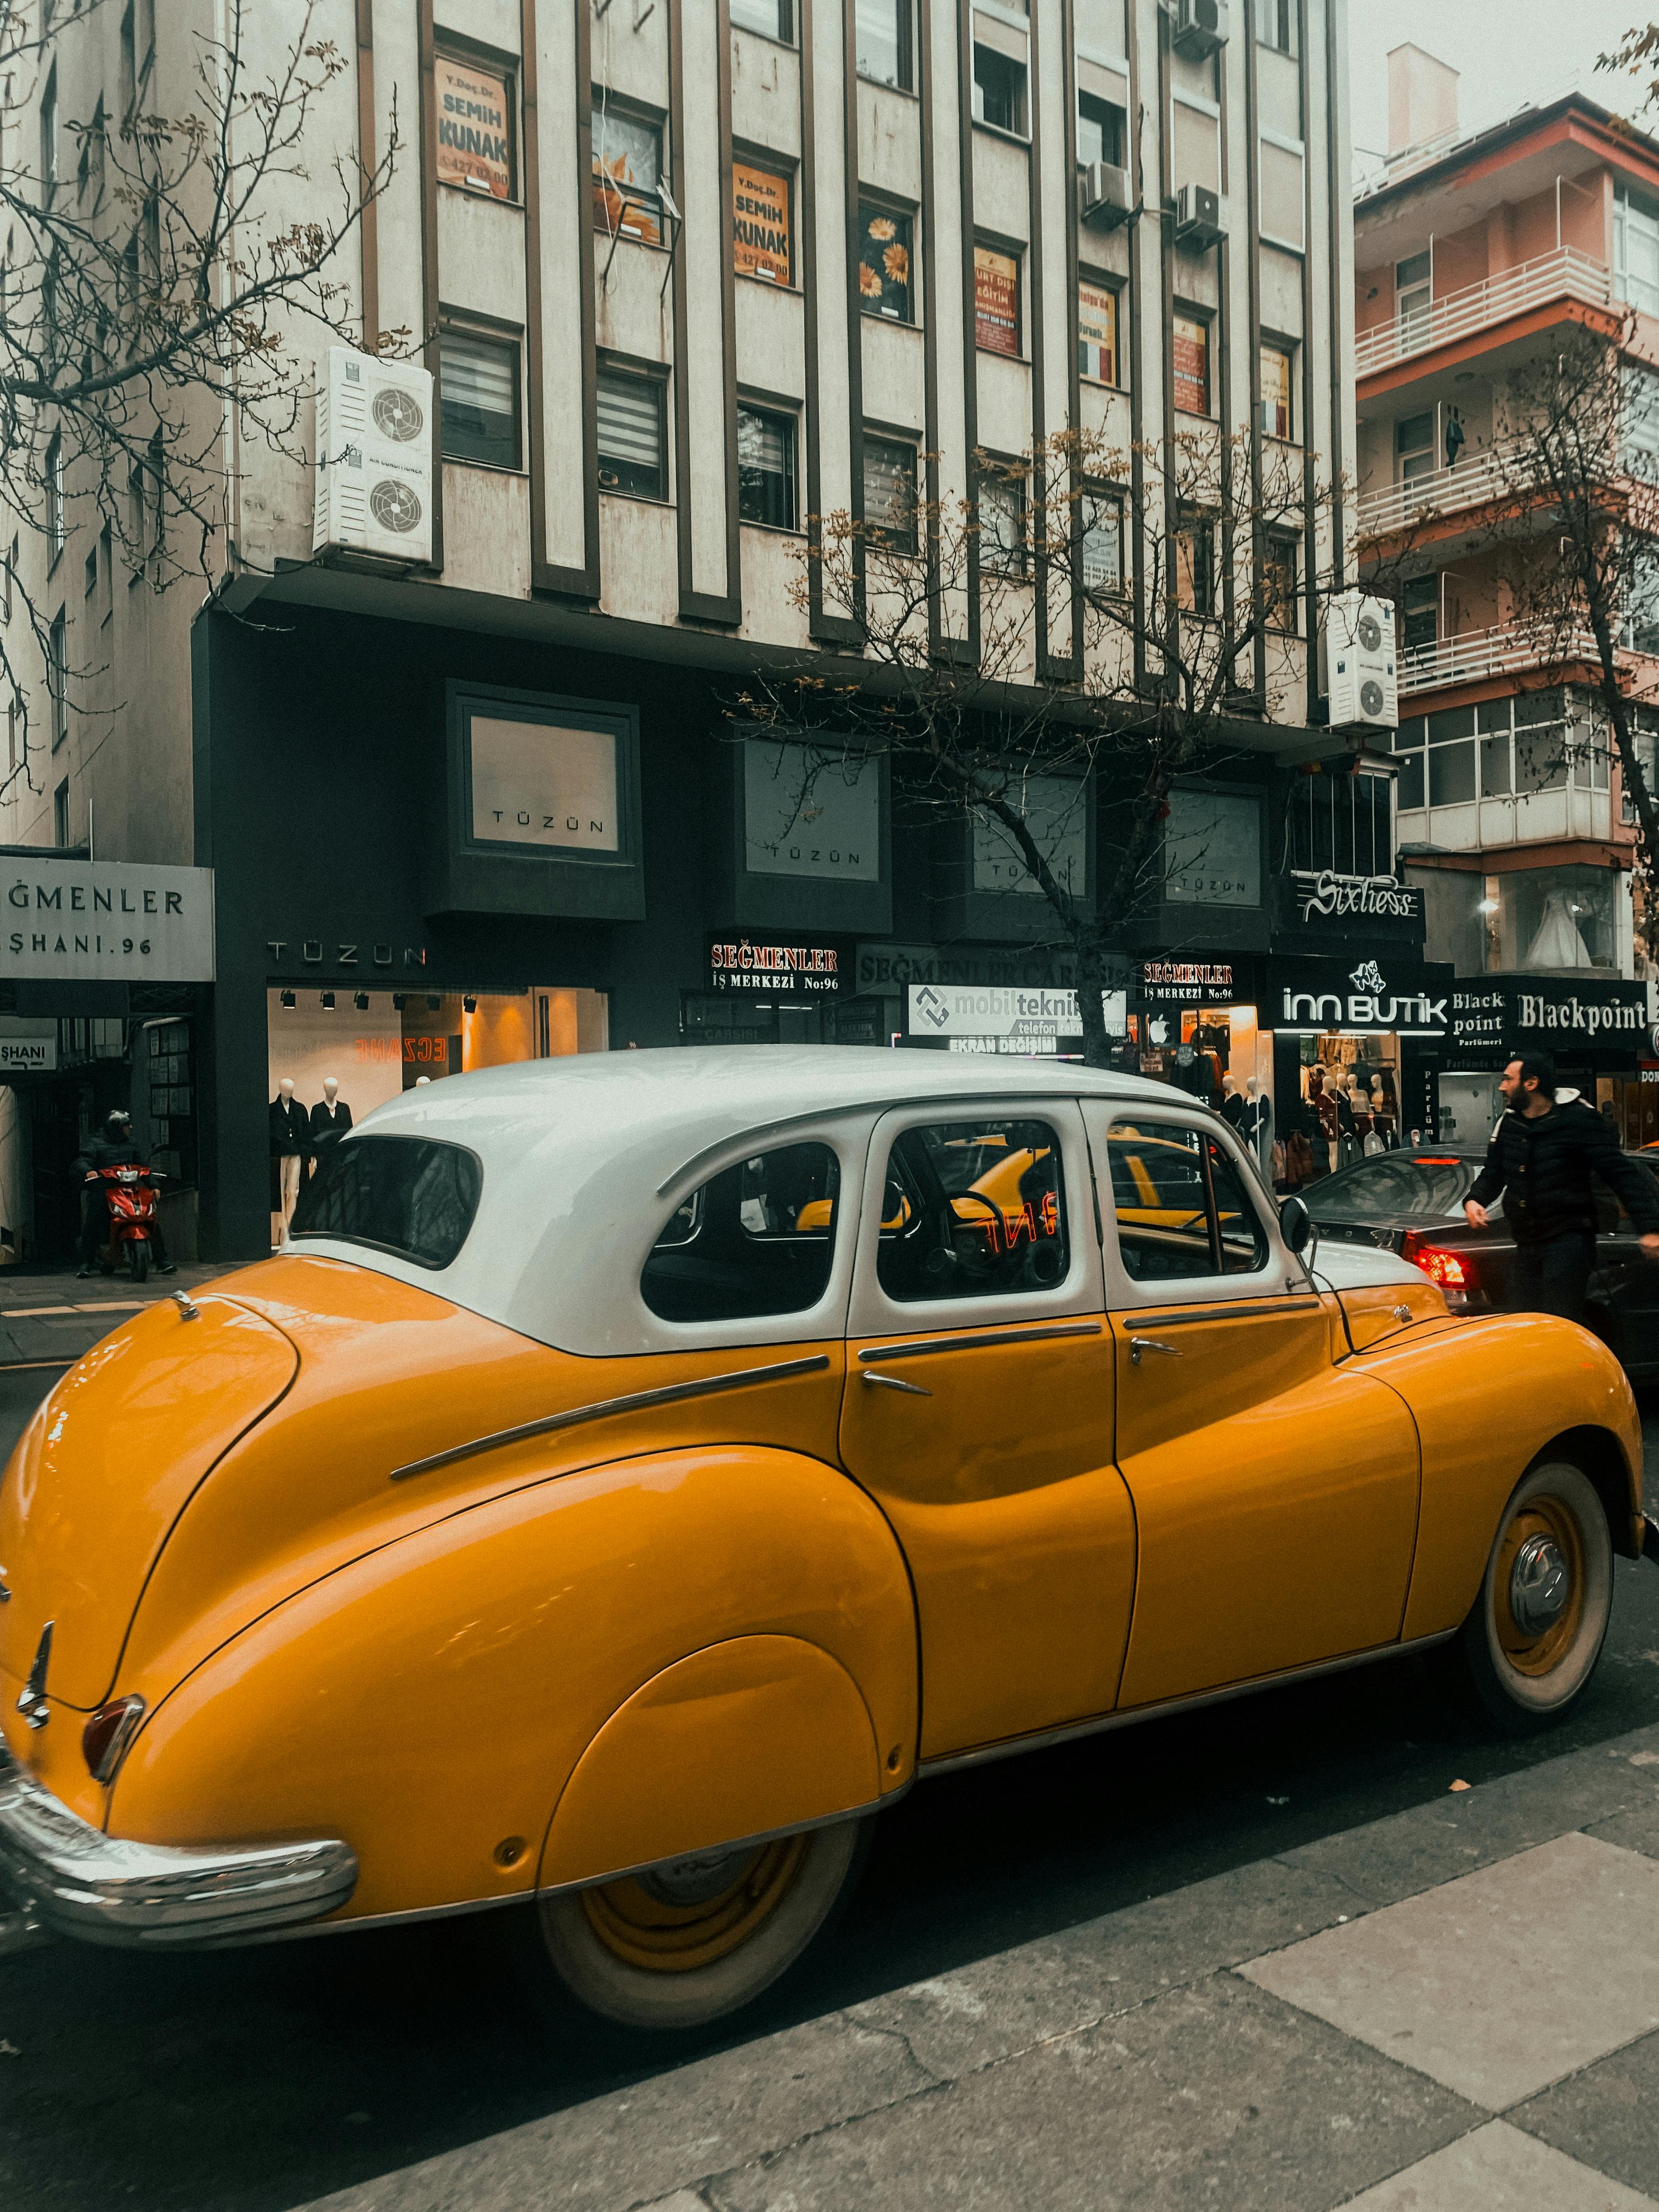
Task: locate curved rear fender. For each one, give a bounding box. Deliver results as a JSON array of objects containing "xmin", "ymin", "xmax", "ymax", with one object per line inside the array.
[
  {"xmin": 107, "ymin": 1447, "xmax": 918, "ymax": 1924},
  {"xmin": 1360, "ymin": 1314, "xmax": 1643, "ymax": 1640}
]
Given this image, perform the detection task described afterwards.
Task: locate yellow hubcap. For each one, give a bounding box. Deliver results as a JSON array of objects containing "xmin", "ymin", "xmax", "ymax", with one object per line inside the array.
[
  {"xmin": 580, "ymin": 1837, "xmax": 808, "ymax": 1974},
  {"xmin": 1494, "ymin": 1496, "xmax": 1584, "ymax": 1677}
]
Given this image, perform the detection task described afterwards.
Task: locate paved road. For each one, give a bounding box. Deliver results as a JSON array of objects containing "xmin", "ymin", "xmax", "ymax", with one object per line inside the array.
[{"xmin": 2, "ymin": 1363, "xmax": 1659, "ymax": 2208}]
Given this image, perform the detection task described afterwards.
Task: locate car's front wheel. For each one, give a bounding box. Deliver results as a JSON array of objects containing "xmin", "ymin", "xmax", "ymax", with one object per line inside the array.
[
  {"xmin": 511, "ymin": 1814, "xmax": 872, "ymax": 2043},
  {"xmin": 1442, "ymin": 1460, "xmax": 1612, "ymax": 1734}
]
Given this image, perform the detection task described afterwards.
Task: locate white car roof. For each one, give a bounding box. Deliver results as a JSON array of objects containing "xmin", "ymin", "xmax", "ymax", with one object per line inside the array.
[{"xmin": 291, "ymin": 1046, "xmax": 1187, "ymax": 1355}]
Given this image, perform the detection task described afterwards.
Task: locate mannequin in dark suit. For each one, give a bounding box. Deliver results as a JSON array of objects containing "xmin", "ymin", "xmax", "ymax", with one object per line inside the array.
[
  {"xmin": 308, "ymin": 1077, "xmax": 353, "ymax": 1164},
  {"xmin": 269, "ymin": 1079, "xmax": 309, "ymax": 1232}
]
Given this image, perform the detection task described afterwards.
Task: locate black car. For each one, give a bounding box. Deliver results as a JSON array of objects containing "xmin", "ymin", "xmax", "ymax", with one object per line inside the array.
[{"xmin": 1300, "ymin": 1143, "xmax": 1659, "ymax": 1380}]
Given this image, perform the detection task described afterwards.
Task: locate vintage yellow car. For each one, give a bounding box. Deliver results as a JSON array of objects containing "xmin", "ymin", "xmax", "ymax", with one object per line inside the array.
[{"xmin": 1, "ymin": 1049, "xmax": 1654, "ymax": 2038}]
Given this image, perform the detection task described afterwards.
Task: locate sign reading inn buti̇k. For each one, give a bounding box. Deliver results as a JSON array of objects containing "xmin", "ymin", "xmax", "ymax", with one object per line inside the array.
[{"xmin": 0, "ymin": 860, "xmax": 215, "ymax": 983}]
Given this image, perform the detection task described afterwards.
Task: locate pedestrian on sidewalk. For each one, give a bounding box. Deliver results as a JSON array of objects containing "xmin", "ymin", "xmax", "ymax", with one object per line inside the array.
[{"xmin": 1463, "ymin": 1053, "xmax": 1659, "ymax": 1324}]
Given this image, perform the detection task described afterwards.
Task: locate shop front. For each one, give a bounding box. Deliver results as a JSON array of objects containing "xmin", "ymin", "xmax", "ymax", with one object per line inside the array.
[
  {"xmin": 1265, "ymin": 954, "xmax": 1453, "ymax": 1182},
  {"xmin": 1124, "ymin": 957, "xmax": 1265, "ymax": 1109},
  {"xmin": 1446, "ymin": 975, "xmax": 1652, "ymax": 1147}
]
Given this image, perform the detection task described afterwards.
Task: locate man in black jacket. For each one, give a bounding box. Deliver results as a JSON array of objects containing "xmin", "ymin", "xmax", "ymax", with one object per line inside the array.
[
  {"xmin": 72, "ymin": 1109, "xmax": 176, "ymax": 1278},
  {"xmin": 1464, "ymin": 1054, "xmax": 1659, "ymax": 1323}
]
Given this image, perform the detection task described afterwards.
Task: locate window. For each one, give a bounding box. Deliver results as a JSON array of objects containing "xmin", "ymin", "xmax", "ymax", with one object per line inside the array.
[
  {"xmin": 978, "ymin": 467, "xmax": 1025, "ymax": 578},
  {"xmin": 1624, "ymin": 542, "xmax": 1659, "ymax": 654},
  {"xmin": 973, "ymin": 44, "xmax": 1028, "ymax": 136},
  {"xmin": 1108, "ymin": 1121, "xmax": 1220, "ymax": 1281},
  {"xmin": 1075, "ymin": 0, "xmax": 1126, "ymax": 59},
  {"xmin": 591, "ymin": 101, "xmax": 663, "ymax": 245},
  {"xmin": 857, "ymin": 203, "xmax": 913, "ymax": 321},
  {"xmin": 1255, "ymin": 0, "xmax": 1297, "ymax": 55},
  {"xmin": 1396, "ymin": 249, "xmax": 1431, "ymax": 344},
  {"xmin": 1391, "ymin": 718, "xmax": 1425, "ymax": 810},
  {"xmin": 435, "ymin": 53, "xmax": 514, "ymax": 200},
  {"xmin": 737, "ymin": 403, "xmax": 797, "ymax": 529},
  {"xmin": 40, "ymin": 66, "xmax": 55, "ymax": 202},
  {"xmin": 1395, "ymin": 410, "xmax": 1435, "ymax": 484},
  {"xmin": 120, "ymin": 3, "xmax": 136, "ymax": 116},
  {"xmin": 731, "ymin": 0, "xmax": 795, "ymax": 38},
  {"xmin": 973, "ymin": 774, "xmax": 1087, "ymax": 896},
  {"xmin": 732, "ymin": 159, "xmax": 792, "ymax": 285},
  {"xmin": 126, "ymin": 462, "xmax": 145, "ymax": 579},
  {"xmin": 1425, "ymin": 706, "xmax": 1476, "ymax": 808},
  {"xmin": 7, "ymin": 695, "xmax": 17, "ymax": 771},
  {"xmin": 98, "ymin": 522, "xmax": 111, "ymax": 619},
  {"xmin": 83, "ymin": 544, "xmax": 97, "ymax": 600},
  {"xmin": 1176, "ymin": 511, "xmax": 1215, "ymax": 617},
  {"xmin": 1077, "ymin": 92, "xmax": 1126, "ymax": 170},
  {"xmin": 876, "ymin": 1119, "xmax": 1068, "ymax": 1304},
  {"xmin": 53, "ymin": 777, "xmax": 68, "ymax": 847},
  {"xmin": 1078, "ymin": 278, "xmax": 1118, "ymax": 385},
  {"xmin": 1209, "ymin": 1139, "xmax": 1269, "ymax": 1274},
  {"xmin": 439, "ymin": 328, "xmax": 520, "ymax": 470},
  {"xmin": 862, "ymin": 432, "xmax": 917, "ymax": 551},
  {"xmin": 856, "ymin": 0, "xmax": 913, "ymax": 92},
  {"xmin": 596, "ymin": 365, "xmax": 668, "ymax": 499},
  {"xmin": 1400, "ymin": 573, "xmax": 1437, "ymax": 653},
  {"xmin": 1, "ymin": 533, "xmax": 12, "ymax": 620},
  {"xmin": 48, "ymin": 610, "xmax": 66, "ymax": 750},
  {"xmin": 290, "ymin": 1136, "xmax": 483, "ymax": 1271},
  {"xmin": 973, "ymin": 243, "xmax": 1020, "ymax": 356},
  {"xmin": 46, "ymin": 433, "xmax": 63, "ymax": 562},
  {"xmin": 1081, "ymin": 488, "xmax": 1124, "ymax": 597},
  {"xmin": 1262, "ymin": 535, "xmax": 1298, "ymax": 631},
  {"xmin": 1290, "ymin": 766, "xmax": 1395, "ymax": 878},
  {"xmin": 1172, "ymin": 309, "xmax": 1209, "ymax": 415},
  {"xmin": 1259, "ymin": 137, "xmax": 1305, "ymax": 250},
  {"xmin": 1616, "ymin": 183, "xmax": 1659, "ymax": 320},
  {"xmin": 1260, "ymin": 340, "xmax": 1294, "ymax": 441},
  {"xmin": 642, "ymin": 1142, "xmax": 839, "ymax": 1322}
]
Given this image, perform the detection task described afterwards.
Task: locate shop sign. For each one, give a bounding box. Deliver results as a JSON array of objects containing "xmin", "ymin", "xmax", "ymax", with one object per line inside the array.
[
  {"xmin": 1163, "ymin": 790, "xmax": 1260, "ymax": 908},
  {"xmin": 906, "ymin": 983, "xmax": 1127, "ymax": 1041},
  {"xmin": 855, "ymin": 941, "xmax": 1090, "ymax": 992},
  {"xmin": 708, "ymin": 935, "xmax": 845, "ymax": 998},
  {"xmin": 1272, "ymin": 956, "xmax": 1452, "ymax": 1037},
  {"xmin": 0, "ymin": 1018, "xmax": 55, "ymax": 1070},
  {"xmin": 1293, "ymin": 870, "xmax": 1424, "ymax": 925},
  {"xmin": 469, "ymin": 713, "xmax": 619, "ymax": 854},
  {"xmin": 744, "ymin": 740, "xmax": 879, "ymax": 883},
  {"xmin": 0, "ymin": 860, "xmax": 215, "ymax": 983},
  {"xmin": 1132, "ymin": 958, "xmax": 1243, "ymax": 1008},
  {"xmin": 1451, "ymin": 975, "xmax": 1649, "ymax": 1060}
]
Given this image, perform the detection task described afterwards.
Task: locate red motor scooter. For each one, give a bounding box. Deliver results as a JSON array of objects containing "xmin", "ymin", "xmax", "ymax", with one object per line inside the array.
[{"xmin": 85, "ymin": 1162, "xmax": 165, "ymax": 1283}]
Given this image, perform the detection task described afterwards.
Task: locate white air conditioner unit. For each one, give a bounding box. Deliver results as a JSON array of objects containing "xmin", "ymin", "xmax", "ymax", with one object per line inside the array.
[
  {"xmin": 1079, "ymin": 161, "xmax": 1132, "ymax": 228},
  {"xmin": 1323, "ymin": 589, "xmax": 1400, "ymax": 731},
  {"xmin": 313, "ymin": 346, "xmax": 435, "ymax": 565},
  {"xmin": 1172, "ymin": 0, "xmax": 1228, "ymax": 57},
  {"xmin": 1174, "ymin": 183, "xmax": 1226, "ymax": 249}
]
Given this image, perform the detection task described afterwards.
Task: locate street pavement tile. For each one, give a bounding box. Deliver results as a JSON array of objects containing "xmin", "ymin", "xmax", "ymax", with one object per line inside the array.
[
  {"xmin": 706, "ymin": 1975, "xmax": 1477, "ymax": 2212},
  {"xmin": 850, "ymin": 1853, "xmax": 1361, "ymax": 2079},
  {"xmin": 1277, "ymin": 1733, "xmax": 1659, "ymax": 1915},
  {"xmin": 1587, "ymin": 1794, "xmax": 1659, "ymax": 1861},
  {"xmin": 1338, "ymin": 2120, "xmax": 1658, "ymax": 2209},
  {"xmin": 292, "ymin": 2014, "xmax": 934, "ymax": 2212},
  {"xmin": 1240, "ymin": 1832, "xmax": 1659, "ymax": 2111},
  {"xmin": 1510, "ymin": 2026, "xmax": 1659, "ymax": 2203}
]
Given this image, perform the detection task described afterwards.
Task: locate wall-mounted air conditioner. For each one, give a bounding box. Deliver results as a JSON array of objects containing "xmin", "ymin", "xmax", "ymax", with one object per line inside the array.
[
  {"xmin": 313, "ymin": 346, "xmax": 435, "ymax": 565},
  {"xmin": 1079, "ymin": 161, "xmax": 1132, "ymax": 229},
  {"xmin": 1174, "ymin": 183, "xmax": 1226, "ymax": 249},
  {"xmin": 1322, "ymin": 589, "xmax": 1400, "ymax": 731},
  {"xmin": 1172, "ymin": 0, "xmax": 1228, "ymax": 58}
]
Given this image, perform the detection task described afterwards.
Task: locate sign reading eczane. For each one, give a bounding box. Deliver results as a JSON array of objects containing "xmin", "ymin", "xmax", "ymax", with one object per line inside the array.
[{"xmin": 0, "ymin": 860, "xmax": 216, "ymax": 982}]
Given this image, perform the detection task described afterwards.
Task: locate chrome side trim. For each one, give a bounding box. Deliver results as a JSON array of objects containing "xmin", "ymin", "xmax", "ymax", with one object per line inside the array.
[
  {"xmin": 0, "ymin": 1737, "xmax": 358, "ymax": 1949},
  {"xmin": 916, "ymin": 1631, "xmax": 1462, "ymax": 1778},
  {"xmin": 856, "ymin": 1322, "xmax": 1102, "ymax": 1364},
  {"xmin": 1115, "ymin": 1299, "xmax": 1323, "ymax": 1329},
  {"xmin": 390, "ymin": 1353, "xmax": 833, "ymax": 1482}
]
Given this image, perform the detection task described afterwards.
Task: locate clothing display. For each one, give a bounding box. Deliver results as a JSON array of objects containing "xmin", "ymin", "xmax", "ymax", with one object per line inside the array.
[
  {"xmin": 309, "ymin": 1096, "xmax": 353, "ymax": 1154},
  {"xmin": 270, "ymin": 1089, "xmax": 310, "ymax": 1236}
]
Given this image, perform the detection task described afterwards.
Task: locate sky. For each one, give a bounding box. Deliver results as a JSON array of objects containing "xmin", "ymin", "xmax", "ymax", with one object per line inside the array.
[{"xmin": 1347, "ymin": 0, "xmax": 1654, "ymax": 168}]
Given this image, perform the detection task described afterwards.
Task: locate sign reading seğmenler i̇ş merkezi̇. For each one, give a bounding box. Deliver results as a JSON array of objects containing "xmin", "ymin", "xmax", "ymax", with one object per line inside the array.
[{"xmin": 0, "ymin": 859, "xmax": 215, "ymax": 983}]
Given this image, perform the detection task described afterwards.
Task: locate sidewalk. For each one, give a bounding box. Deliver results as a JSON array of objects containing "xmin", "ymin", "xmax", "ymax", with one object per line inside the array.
[
  {"xmin": 297, "ymin": 1721, "xmax": 1659, "ymax": 2212},
  {"xmin": 0, "ymin": 1260, "xmax": 235, "ymax": 1368}
]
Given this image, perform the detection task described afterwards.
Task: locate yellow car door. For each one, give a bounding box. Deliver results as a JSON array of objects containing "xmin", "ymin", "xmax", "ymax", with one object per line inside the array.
[
  {"xmin": 839, "ymin": 1101, "xmax": 1135, "ymax": 1762},
  {"xmin": 1084, "ymin": 1105, "xmax": 1421, "ymax": 1709}
]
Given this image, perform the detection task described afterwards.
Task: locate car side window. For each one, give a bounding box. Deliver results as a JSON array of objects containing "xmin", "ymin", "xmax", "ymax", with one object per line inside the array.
[
  {"xmin": 1208, "ymin": 1137, "xmax": 1269, "ymax": 1274},
  {"xmin": 876, "ymin": 1118, "xmax": 1068, "ymax": 1302},
  {"xmin": 1108, "ymin": 1121, "xmax": 1212, "ymax": 1281},
  {"xmin": 642, "ymin": 1142, "xmax": 840, "ymax": 1322}
]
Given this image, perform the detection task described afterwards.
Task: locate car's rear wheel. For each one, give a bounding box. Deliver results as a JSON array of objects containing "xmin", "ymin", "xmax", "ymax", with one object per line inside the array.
[
  {"xmin": 512, "ymin": 1814, "xmax": 872, "ymax": 2042},
  {"xmin": 1441, "ymin": 1460, "xmax": 1612, "ymax": 1734}
]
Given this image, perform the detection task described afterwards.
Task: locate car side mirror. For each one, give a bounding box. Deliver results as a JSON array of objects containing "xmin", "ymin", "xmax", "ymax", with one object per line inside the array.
[{"xmin": 1279, "ymin": 1194, "xmax": 1314, "ymax": 1255}]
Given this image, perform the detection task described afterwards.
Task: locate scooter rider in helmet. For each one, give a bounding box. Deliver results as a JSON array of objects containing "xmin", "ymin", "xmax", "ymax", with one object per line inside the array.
[{"xmin": 72, "ymin": 1108, "xmax": 176, "ymax": 1279}]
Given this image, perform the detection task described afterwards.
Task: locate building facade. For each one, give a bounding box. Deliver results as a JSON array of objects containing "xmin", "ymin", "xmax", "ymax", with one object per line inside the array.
[
  {"xmin": 1353, "ymin": 48, "xmax": 1659, "ymax": 1146},
  {"xmin": 0, "ymin": 0, "xmax": 1384, "ymax": 1264}
]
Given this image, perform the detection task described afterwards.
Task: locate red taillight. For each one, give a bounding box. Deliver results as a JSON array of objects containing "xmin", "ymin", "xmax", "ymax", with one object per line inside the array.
[
  {"xmin": 82, "ymin": 1694, "xmax": 145, "ymax": 1785},
  {"xmin": 1403, "ymin": 1237, "xmax": 1467, "ymax": 1288}
]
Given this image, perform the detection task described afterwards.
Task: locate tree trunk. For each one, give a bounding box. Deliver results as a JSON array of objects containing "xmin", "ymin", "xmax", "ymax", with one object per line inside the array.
[{"xmin": 1073, "ymin": 926, "xmax": 1112, "ymax": 1069}]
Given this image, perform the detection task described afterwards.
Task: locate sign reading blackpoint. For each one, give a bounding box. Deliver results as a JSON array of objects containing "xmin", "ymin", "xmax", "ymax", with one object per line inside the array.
[
  {"xmin": 0, "ymin": 860, "xmax": 215, "ymax": 983},
  {"xmin": 1451, "ymin": 975, "xmax": 1650, "ymax": 1066}
]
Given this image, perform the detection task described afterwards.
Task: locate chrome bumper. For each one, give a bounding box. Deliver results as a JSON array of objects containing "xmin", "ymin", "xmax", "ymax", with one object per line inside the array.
[{"xmin": 0, "ymin": 1737, "xmax": 357, "ymax": 1948}]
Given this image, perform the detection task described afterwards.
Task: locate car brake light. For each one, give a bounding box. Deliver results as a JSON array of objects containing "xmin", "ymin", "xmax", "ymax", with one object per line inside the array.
[
  {"xmin": 1402, "ymin": 1235, "xmax": 1467, "ymax": 1288},
  {"xmin": 82, "ymin": 1694, "xmax": 146, "ymax": 1784}
]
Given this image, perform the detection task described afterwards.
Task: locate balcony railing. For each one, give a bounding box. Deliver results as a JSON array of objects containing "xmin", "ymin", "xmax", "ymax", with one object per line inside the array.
[
  {"xmin": 1399, "ymin": 619, "xmax": 1602, "ymax": 697},
  {"xmin": 1354, "ymin": 247, "xmax": 1612, "ymax": 380},
  {"xmin": 1356, "ymin": 446, "xmax": 1525, "ymax": 539}
]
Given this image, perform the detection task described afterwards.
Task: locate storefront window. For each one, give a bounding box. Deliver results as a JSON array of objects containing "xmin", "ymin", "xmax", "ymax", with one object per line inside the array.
[{"xmin": 1494, "ymin": 866, "xmax": 1619, "ymax": 972}]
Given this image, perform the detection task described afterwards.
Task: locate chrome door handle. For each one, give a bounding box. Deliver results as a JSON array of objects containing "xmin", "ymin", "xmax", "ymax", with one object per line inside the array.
[
  {"xmin": 861, "ymin": 1370, "xmax": 933, "ymax": 1397},
  {"xmin": 1128, "ymin": 1336, "xmax": 1181, "ymax": 1365}
]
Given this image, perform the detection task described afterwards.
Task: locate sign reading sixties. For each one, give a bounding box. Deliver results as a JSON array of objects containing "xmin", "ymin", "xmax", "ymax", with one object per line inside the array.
[
  {"xmin": 708, "ymin": 936, "xmax": 845, "ymax": 998},
  {"xmin": 0, "ymin": 860, "xmax": 215, "ymax": 983},
  {"xmin": 1294, "ymin": 870, "xmax": 1424, "ymax": 926}
]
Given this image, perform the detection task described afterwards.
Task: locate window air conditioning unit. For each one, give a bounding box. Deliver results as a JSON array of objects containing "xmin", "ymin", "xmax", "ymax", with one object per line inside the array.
[
  {"xmin": 1078, "ymin": 161, "xmax": 1132, "ymax": 229},
  {"xmin": 1174, "ymin": 183, "xmax": 1226, "ymax": 249},
  {"xmin": 313, "ymin": 345, "xmax": 435, "ymax": 565},
  {"xmin": 1172, "ymin": 0, "xmax": 1228, "ymax": 58},
  {"xmin": 1322, "ymin": 589, "xmax": 1400, "ymax": 732}
]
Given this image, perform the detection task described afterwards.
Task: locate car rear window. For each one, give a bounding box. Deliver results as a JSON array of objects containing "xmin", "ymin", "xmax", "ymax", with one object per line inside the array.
[
  {"xmin": 1304, "ymin": 1154, "xmax": 1476, "ymax": 1224},
  {"xmin": 289, "ymin": 1135, "xmax": 483, "ymax": 1269}
]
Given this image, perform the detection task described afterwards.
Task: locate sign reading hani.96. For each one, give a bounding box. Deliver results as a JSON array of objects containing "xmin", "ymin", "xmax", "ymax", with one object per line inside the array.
[{"xmin": 0, "ymin": 860, "xmax": 215, "ymax": 983}]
